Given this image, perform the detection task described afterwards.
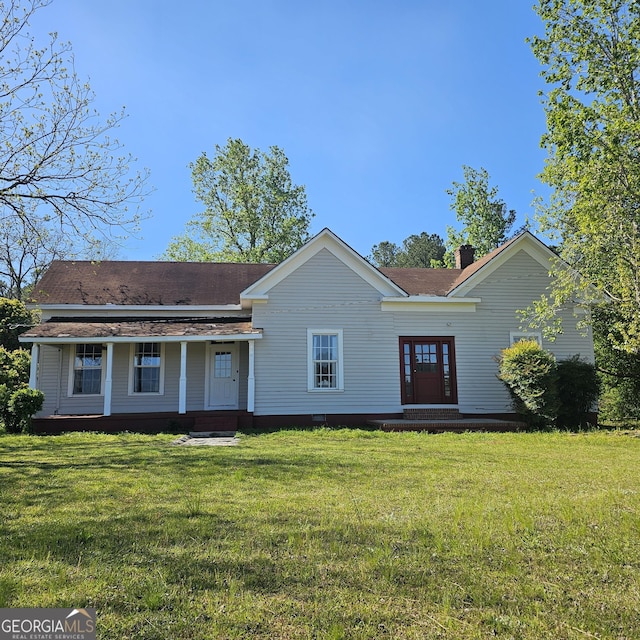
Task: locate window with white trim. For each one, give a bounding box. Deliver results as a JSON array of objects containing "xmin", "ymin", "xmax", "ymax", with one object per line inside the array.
[
  {"xmin": 130, "ymin": 342, "xmax": 164, "ymax": 394},
  {"xmin": 307, "ymin": 330, "xmax": 344, "ymax": 391},
  {"xmin": 71, "ymin": 344, "xmax": 103, "ymax": 395},
  {"xmin": 510, "ymin": 331, "xmax": 542, "ymax": 346}
]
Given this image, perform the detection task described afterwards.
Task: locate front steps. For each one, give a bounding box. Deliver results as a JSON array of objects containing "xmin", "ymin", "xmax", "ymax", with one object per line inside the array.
[
  {"xmin": 192, "ymin": 414, "xmax": 238, "ymax": 433},
  {"xmin": 369, "ymin": 408, "xmax": 525, "ymax": 433}
]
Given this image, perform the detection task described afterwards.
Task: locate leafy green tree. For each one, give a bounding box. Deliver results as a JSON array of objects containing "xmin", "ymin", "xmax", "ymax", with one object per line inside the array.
[
  {"xmin": 0, "ymin": 298, "xmax": 40, "ymax": 433},
  {"xmin": 0, "ymin": 298, "xmax": 34, "ymax": 351},
  {"xmin": 0, "ymin": 0, "xmax": 148, "ymax": 278},
  {"xmin": 528, "ymin": 0, "xmax": 640, "ymax": 355},
  {"xmin": 444, "ymin": 166, "xmax": 516, "ymax": 266},
  {"xmin": 591, "ymin": 304, "xmax": 640, "ymax": 420},
  {"xmin": 163, "ymin": 138, "xmax": 314, "ymax": 263},
  {"xmin": 370, "ymin": 232, "xmax": 445, "ymax": 268},
  {"xmin": 369, "ymin": 241, "xmax": 401, "ymax": 268}
]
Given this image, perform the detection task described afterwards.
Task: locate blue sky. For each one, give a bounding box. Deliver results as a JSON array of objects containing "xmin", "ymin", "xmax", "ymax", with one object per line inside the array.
[{"xmin": 30, "ymin": 0, "xmax": 548, "ymax": 261}]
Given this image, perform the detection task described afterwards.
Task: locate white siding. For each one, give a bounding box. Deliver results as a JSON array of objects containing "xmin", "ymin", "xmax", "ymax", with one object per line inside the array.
[
  {"xmin": 252, "ymin": 248, "xmax": 398, "ymax": 415},
  {"xmin": 252, "ymin": 247, "xmax": 595, "ymax": 417},
  {"xmin": 33, "ymin": 340, "xmax": 250, "ymax": 416},
  {"xmin": 443, "ymin": 248, "xmax": 594, "ymax": 413}
]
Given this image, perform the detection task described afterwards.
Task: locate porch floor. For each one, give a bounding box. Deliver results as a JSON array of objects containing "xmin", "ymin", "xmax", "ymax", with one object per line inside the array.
[{"xmin": 368, "ymin": 417, "xmax": 526, "ymax": 433}]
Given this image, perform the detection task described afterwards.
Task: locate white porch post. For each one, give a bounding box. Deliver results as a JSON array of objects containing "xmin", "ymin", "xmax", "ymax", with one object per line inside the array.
[
  {"xmin": 247, "ymin": 340, "xmax": 255, "ymax": 413},
  {"xmin": 179, "ymin": 341, "xmax": 187, "ymax": 414},
  {"xmin": 29, "ymin": 343, "xmax": 40, "ymax": 389},
  {"xmin": 103, "ymin": 342, "xmax": 114, "ymax": 417}
]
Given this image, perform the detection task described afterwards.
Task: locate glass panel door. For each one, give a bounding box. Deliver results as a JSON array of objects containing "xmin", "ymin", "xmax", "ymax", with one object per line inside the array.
[{"xmin": 400, "ymin": 338, "xmax": 457, "ymax": 404}]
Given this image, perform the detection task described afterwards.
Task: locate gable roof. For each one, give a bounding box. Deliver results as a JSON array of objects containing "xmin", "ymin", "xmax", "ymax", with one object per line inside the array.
[
  {"xmin": 28, "ymin": 230, "xmax": 554, "ymax": 308},
  {"xmin": 240, "ymin": 228, "xmax": 408, "ymax": 302},
  {"xmin": 30, "ymin": 261, "xmax": 276, "ymax": 306},
  {"xmin": 446, "ymin": 231, "xmax": 557, "ymax": 296}
]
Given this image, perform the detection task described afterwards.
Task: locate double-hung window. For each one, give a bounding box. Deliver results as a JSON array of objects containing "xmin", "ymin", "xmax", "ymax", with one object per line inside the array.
[
  {"xmin": 509, "ymin": 331, "xmax": 542, "ymax": 346},
  {"xmin": 307, "ymin": 330, "xmax": 344, "ymax": 392},
  {"xmin": 72, "ymin": 344, "xmax": 103, "ymax": 395},
  {"xmin": 131, "ymin": 342, "xmax": 164, "ymax": 394}
]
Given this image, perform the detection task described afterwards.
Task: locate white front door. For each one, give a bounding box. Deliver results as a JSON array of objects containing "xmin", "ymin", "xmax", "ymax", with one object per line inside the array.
[{"xmin": 207, "ymin": 343, "xmax": 239, "ymax": 409}]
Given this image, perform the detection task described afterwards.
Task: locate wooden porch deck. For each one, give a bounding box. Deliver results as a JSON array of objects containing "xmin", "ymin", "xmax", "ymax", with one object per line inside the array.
[{"xmin": 369, "ymin": 408, "xmax": 525, "ymax": 433}]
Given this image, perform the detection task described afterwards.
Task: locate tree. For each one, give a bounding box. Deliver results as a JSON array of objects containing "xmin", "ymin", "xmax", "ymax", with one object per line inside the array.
[
  {"xmin": 528, "ymin": 0, "xmax": 640, "ymax": 355},
  {"xmin": 0, "ymin": 297, "xmax": 34, "ymax": 350},
  {"xmin": 444, "ymin": 166, "xmax": 516, "ymax": 266},
  {"xmin": 370, "ymin": 232, "xmax": 445, "ymax": 268},
  {"xmin": 163, "ymin": 138, "xmax": 313, "ymax": 263},
  {"xmin": 0, "ymin": 297, "xmax": 40, "ymax": 433},
  {"xmin": 0, "ymin": 0, "xmax": 148, "ymax": 260},
  {"xmin": 0, "ymin": 216, "xmax": 120, "ymax": 300},
  {"xmin": 0, "ymin": 216, "xmax": 71, "ymax": 300},
  {"xmin": 369, "ymin": 241, "xmax": 401, "ymax": 268}
]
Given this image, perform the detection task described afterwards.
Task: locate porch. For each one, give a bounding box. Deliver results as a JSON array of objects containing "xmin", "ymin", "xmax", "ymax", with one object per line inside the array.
[
  {"xmin": 368, "ymin": 408, "xmax": 526, "ymax": 433},
  {"xmin": 31, "ymin": 410, "xmax": 253, "ymax": 435},
  {"xmin": 20, "ymin": 317, "xmax": 263, "ymax": 419}
]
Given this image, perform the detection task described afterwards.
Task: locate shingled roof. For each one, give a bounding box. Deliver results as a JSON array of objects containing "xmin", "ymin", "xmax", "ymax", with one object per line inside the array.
[
  {"xmin": 30, "ymin": 261, "xmax": 277, "ymax": 306},
  {"xmin": 379, "ymin": 267, "xmax": 464, "ymax": 296},
  {"xmin": 28, "ymin": 235, "xmax": 531, "ymax": 306}
]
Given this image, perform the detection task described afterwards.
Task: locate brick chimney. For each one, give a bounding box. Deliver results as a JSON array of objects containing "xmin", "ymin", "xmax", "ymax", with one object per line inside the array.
[{"xmin": 455, "ymin": 245, "xmax": 475, "ymax": 269}]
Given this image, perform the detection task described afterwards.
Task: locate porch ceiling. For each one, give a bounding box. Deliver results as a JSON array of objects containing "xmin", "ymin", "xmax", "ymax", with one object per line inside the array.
[{"xmin": 20, "ymin": 318, "xmax": 261, "ymax": 342}]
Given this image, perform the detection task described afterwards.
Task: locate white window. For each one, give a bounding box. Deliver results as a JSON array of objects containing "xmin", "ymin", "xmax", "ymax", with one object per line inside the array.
[
  {"xmin": 70, "ymin": 344, "xmax": 103, "ymax": 395},
  {"xmin": 307, "ymin": 330, "xmax": 344, "ymax": 392},
  {"xmin": 129, "ymin": 342, "xmax": 165, "ymax": 394},
  {"xmin": 510, "ymin": 331, "xmax": 542, "ymax": 346}
]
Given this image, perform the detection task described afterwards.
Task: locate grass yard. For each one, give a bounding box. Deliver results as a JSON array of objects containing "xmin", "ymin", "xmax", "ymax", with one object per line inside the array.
[{"xmin": 0, "ymin": 429, "xmax": 639, "ymax": 639}]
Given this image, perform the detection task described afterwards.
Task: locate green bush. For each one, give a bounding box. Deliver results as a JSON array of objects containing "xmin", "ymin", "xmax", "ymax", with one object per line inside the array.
[
  {"xmin": 0, "ymin": 346, "xmax": 44, "ymax": 434},
  {"xmin": 0, "ymin": 383, "xmax": 10, "ymax": 433},
  {"xmin": 498, "ymin": 340, "xmax": 559, "ymax": 429},
  {"xmin": 7, "ymin": 386, "xmax": 44, "ymax": 433},
  {"xmin": 0, "ymin": 347, "xmax": 30, "ymax": 386},
  {"xmin": 556, "ymin": 356, "xmax": 600, "ymax": 430}
]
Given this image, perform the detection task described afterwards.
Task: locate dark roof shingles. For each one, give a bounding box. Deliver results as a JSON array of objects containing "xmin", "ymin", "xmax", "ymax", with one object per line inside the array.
[
  {"xmin": 30, "ymin": 261, "xmax": 276, "ymax": 306},
  {"xmin": 22, "ymin": 319, "xmax": 258, "ymax": 339},
  {"xmin": 31, "ymin": 236, "xmax": 527, "ymax": 307}
]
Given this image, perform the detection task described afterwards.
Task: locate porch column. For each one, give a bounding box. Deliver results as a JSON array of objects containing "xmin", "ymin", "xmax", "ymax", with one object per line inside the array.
[
  {"xmin": 103, "ymin": 342, "xmax": 114, "ymax": 417},
  {"xmin": 29, "ymin": 343, "xmax": 39, "ymax": 389},
  {"xmin": 179, "ymin": 341, "xmax": 187, "ymax": 414},
  {"xmin": 247, "ymin": 340, "xmax": 255, "ymax": 413}
]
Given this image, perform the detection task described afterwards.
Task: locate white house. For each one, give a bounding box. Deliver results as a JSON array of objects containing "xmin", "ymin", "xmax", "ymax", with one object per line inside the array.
[{"xmin": 19, "ymin": 229, "xmax": 594, "ymax": 432}]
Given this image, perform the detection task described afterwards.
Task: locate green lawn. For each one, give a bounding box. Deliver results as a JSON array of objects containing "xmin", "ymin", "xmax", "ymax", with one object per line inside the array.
[{"xmin": 0, "ymin": 429, "xmax": 639, "ymax": 639}]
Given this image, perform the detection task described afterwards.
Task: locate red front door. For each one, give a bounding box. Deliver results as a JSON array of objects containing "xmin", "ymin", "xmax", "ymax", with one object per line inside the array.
[{"xmin": 400, "ymin": 338, "xmax": 457, "ymax": 404}]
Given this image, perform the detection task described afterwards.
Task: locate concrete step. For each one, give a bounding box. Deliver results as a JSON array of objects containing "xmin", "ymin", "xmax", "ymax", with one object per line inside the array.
[{"xmin": 189, "ymin": 430, "xmax": 237, "ymax": 438}]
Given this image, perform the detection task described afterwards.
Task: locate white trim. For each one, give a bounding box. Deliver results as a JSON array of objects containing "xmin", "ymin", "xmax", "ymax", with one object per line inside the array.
[
  {"xmin": 33, "ymin": 304, "xmax": 244, "ymax": 313},
  {"xmin": 68, "ymin": 343, "xmax": 105, "ymax": 397},
  {"xmin": 248, "ymin": 340, "xmax": 256, "ymax": 412},
  {"xmin": 382, "ymin": 297, "xmax": 480, "ymax": 311},
  {"xmin": 510, "ymin": 331, "xmax": 542, "ymax": 346},
  {"xmin": 22, "ymin": 333, "xmax": 262, "ymax": 345},
  {"xmin": 204, "ymin": 342, "xmax": 240, "ymax": 409},
  {"xmin": 179, "ymin": 341, "xmax": 187, "ymax": 414},
  {"xmin": 307, "ymin": 329, "xmax": 344, "ymax": 392},
  {"xmin": 104, "ymin": 342, "xmax": 114, "ymax": 416},
  {"xmin": 448, "ymin": 232, "xmax": 557, "ymax": 297},
  {"xmin": 241, "ymin": 228, "xmax": 407, "ymax": 306},
  {"xmin": 128, "ymin": 342, "xmax": 166, "ymax": 396},
  {"xmin": 29, "ymin": 344, "xmax": 39, "ymax": 389}
]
